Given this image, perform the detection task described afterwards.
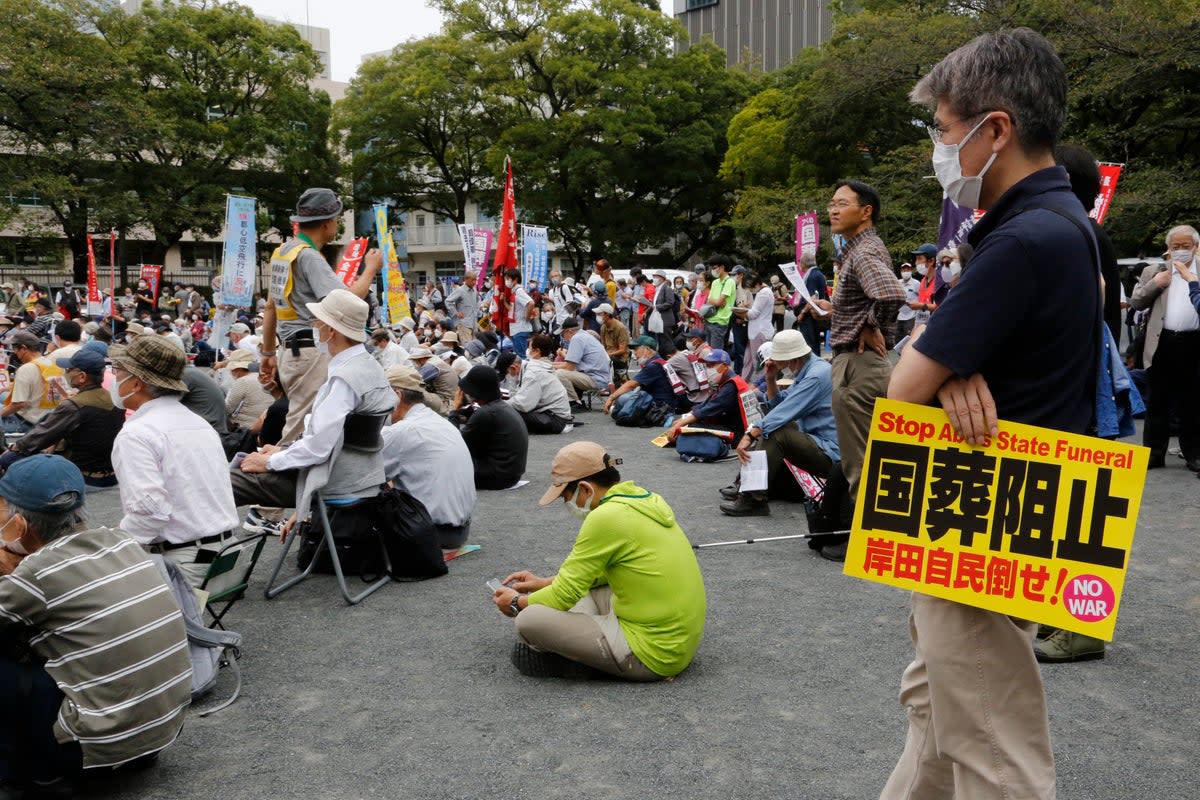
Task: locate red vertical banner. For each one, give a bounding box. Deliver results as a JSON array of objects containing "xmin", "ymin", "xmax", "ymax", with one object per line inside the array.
[
  {"xmin": 86, "ymin": 236, "xmax": 101, "ymax": 315},
  {"xmin": 140, "ymin": 264, "xmax": 162, "ymax": 299},
  {"xmin": 109, "ymin": 231, "xmax": 117, "ymax": 299},
  {"xmin": 490, "ymin": 157, "xmax": 518, "ymax": 334},
  {"xmin": 1091, "ymin": 163, "xmax": 1123, "ymax": 225},
  {"xmin": 335, "ymin": 237, "xmax": 368, "ymax": 287}
]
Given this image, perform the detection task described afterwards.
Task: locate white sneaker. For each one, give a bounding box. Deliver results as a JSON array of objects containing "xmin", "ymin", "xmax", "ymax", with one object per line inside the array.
[{"xmin": 243, "ymin": 509, "xmax": 283, "ymax": 535}]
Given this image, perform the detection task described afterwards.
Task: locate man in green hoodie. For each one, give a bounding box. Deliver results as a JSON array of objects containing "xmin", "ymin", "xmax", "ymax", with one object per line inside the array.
[{"xmin": 492, "ymin": 441, "xmax": 706, "ymax": 680}]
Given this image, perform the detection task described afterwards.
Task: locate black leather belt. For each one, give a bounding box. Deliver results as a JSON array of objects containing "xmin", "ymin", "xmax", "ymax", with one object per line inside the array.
[
  {"xmin": 284, "ymin": 332, "xmax": 315, "ymax": 355},
  {"xmin": 831, "ymin": 343, "xmax": 856, "ymax": 356},
  {"xmin": 1161, "ymin": 329, "xmax": 1200, "ymax": 338},
  {"xmin": 147, "ymin": 532, "xmax": 229, "ymax": 553}
]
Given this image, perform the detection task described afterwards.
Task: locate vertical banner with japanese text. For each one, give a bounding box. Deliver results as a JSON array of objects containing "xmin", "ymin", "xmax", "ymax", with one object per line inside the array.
[
  {"xmin": 85, "ymin": 236, "xmax": 102, "ymax": 316},
  {"xmin": 458, "ymin": 223, "xmax": 475, "ymax": 267},
  {"xmin": 795, "ymin": 212, "xmax": 819, "ymax": 266},
  {"xmin": 334, "ymin": 238, "xmax": 369, "ymax": 287},
  {"xmin": 220, "ymin": 195, "xmax": 257, "ymax": 309},
  {"xmin": 522, "ymin": 225, "xmax": 549, "ymax": 290},
  {"xmin": 845, "ymin": 399, "xmax": 1148, "ymax": 640},
  {"xmin": 139, "ymin": 265, "xmax": 162, "ymax": 300},
  {"xmin": 1091, "ymin": 163, "xmax": 1124, "ymax": 226}
]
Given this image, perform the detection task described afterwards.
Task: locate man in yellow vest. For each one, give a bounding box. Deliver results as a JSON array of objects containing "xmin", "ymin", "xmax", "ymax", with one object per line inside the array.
[
  {"xmin": 0, "ymin": 331, "xmax": 66, "ymax": 435},
  {"xmin": 259, "ymin": 188, "xmax": 383, "ymax": 445}
]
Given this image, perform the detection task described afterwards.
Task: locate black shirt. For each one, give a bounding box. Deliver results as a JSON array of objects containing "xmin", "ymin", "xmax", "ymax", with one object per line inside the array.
[
  {"xmin": 915, "ymin": 166, "xmax": 1099, "ymax": 433},
  {"xmin": 456, "ymin": 400, "xmax": 529, "ymax": 490}
]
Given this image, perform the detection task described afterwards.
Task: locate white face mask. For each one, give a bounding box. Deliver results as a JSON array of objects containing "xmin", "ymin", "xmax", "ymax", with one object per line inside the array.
[
  {"xmin": 900, "ymin": 270, "xmax": 912, "ymax": 280},
  {"xmin": 565, "ymin": 484, "xmax": 593, "ymax": 520},
  {"xmin": 915, "ymin": 263, "xmax": 927, "ymax": 276},
  {"xmin": 706, "ymin": 367, "xmax": 721, "ymax": 384},
  {"xmin": 109, "ymin": 375, "xmax": 134, "ymax": 409},
  {"xmin": 0, "ymin": 514, "xmax": 27, "ymax": 555},
  {"xmin": 940, "ymin": 261, "xmax": 962, "ymax": 283},
  {"xmin": 313, "ymin": 326, "xmax": 331, "ymax": 356},
  {"xmin": 1171, "ymin": 249, "xmax": 1194, "ymax": 265},
  {"xmin": 932, "ymin": 113, "xmax": 998, "ymax": 209}
]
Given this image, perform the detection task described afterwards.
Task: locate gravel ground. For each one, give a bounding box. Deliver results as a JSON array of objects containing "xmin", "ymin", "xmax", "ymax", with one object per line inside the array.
[{"xmin": 78, "ymin": 412, "xmax": 1197, "ymax": 800}]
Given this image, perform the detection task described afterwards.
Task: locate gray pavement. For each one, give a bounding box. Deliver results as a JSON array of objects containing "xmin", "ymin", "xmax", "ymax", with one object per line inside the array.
[{"xmin": 85, "ymin": 413, "xmax": 1197, "ymax": 799}]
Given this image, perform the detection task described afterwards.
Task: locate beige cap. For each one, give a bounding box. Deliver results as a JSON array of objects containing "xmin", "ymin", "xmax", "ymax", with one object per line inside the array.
[
  {"xmin": 385, "ymin": 364, "xmax": 425, "ymax": 392},
  {"xmin": 225, "ymin": 348, "xmax": 255, "ymax": 368},
  {"xmin": 441, "ymin": 331, "xmax": 459, "ymax": 344},
  {"xmin": 539, "ymin": 442, "xmax": 622, "ymax": 506},
  {"xmin": 769, "ymin": 329, "xmax": 811, "ymax": 361}
]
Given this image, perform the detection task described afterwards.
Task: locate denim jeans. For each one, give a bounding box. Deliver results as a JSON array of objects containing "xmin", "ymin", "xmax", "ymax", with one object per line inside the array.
[{"xmin": 511, "ymin": 331, "xmax": 531, "ymax": 358}]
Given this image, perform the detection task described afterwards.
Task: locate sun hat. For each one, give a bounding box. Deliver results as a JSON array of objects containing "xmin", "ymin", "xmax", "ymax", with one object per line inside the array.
[
  {"xmin": 305, "ymin": 289, "xmax": 368, "ymax": 342},
  {"xmin": 109, "ymin": 335, "xmax": 188, "ymax": 392},
  {"xmin": 458, "ymin": 365, "xmax": 500, "ymax": 403},
  {"xmin": 539, "ymin": 442, "xmax": 623, "ymax": 506},
  {"xmin": 408, "ymin": 347, "xmax": 434, "ymax": 361},
  {"xmin": 769, "ymin": 329, "xmax": 812, "ymax": 361},
  {"xmin": 289, "ymin": 187, "xmax": 343, "ymax": 224},
  {"xmin": 225, "ymin": 348, "xmax": 255, "ymax": 369},
  {"xmin": 385, "ymin": 365, "xmax": 425, "ymax": 392}
]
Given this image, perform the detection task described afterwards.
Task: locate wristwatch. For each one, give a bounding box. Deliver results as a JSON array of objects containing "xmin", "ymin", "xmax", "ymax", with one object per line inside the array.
[{"xmin": 509, "ymin": 595, "xmax": 523, "ymax": 617}]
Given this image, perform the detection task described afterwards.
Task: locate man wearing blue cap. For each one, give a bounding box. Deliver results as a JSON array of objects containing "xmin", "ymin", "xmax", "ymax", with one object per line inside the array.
[
  {"xmin": 666, "ymin": 349, "xmax": 753, "ymax": 443},
  {"xmin": 0, "ymin": 455, "xmax": 191, "ymax": 795},
  {"xmin": 0, "ymin": 349, "xmax": 125, "ymax": 487}
]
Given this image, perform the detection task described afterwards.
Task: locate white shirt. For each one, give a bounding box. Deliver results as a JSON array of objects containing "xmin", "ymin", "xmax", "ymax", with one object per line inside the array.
[
  {"xmin": 747, "ymin": 285, "xmax": 775, "ymax": 341},
  {"xmin": 268, "ymin": 345, "xmax": 363, "ymax": 472},
  {"xmin": 1164, "ymin": 261, "xmax": 1200, "ymax": 332},
  {"xmin": 373, "ymin": 341, "xmax": 412, "ymax": 370},
  {"xmin": 235, "ymin": 334, "xmax": 262, "ymax": 360},
  {"xmin": 897, "ymin": 276, "xmax": 920, "ymax": 321},
  {"xmin": 380, "ymin": 404, "xmax": 476, "ymax": 526},
  {"xmin": 509, "ymin": 287, "xmax": 534, "ymax": 335},
  {"xmin": 112, "ymin": 396, "xmax": 239, "ymax": 545}
]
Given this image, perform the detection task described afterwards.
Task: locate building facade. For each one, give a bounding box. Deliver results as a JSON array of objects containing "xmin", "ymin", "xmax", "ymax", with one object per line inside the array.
[{"xmin": 673, "ymin": 0, "xmax": 833, "ymax": 72}]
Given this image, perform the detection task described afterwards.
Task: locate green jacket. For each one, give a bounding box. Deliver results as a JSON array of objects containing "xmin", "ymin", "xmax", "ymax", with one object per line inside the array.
[{"xmin": 529, "ymin": 481, "xmax": 706, "ymax": 676}]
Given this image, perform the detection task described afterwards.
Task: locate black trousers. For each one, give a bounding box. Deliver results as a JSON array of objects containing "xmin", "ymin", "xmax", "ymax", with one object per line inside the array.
[
  {"xmin": 1143, "ymin": 330, "xmax": 1200, "ymax": 460},
  {"xmin": 520, "ymin": 409, "xmax": 569, "ymax": 434}
]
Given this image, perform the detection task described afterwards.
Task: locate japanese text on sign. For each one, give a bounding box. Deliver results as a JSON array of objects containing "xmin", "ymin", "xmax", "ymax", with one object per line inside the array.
[{"xmin": 844, "ymin": 400, "xmax": 1148, "ymax": 640}]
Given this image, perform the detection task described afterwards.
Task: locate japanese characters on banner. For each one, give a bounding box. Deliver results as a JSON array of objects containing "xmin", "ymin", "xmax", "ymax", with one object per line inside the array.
[
  {"xmin": 795, "ymin": 212, "xmax": 819, "ymax": 266},
  {"xmin": 458, "ymin": 224, "xmax": 495, "ymax": 291},
  {"xmin": 936, "ymin": 195, "xmax": 981, "ymax": 252},
  {"xmin": 372, "ymin": 205, "xmax": 412, "ymax": 325},
  {"xmin": 522, "ymin": 225, "xmax": 549, "ymax": 290},
  {"xmin": 845, "ymin": 399, "xmax": 1148, "ymax": 641},
  {"xmin": 139, "ymin": 265, "xmax": 162, "ymax": 300},
  {"xmin": 1091, "ymin": 163, "xmax": 1124, "ymax": 225},
  {"xmin": 85, "ymin": 235, "xmax": 102, "ymax": 316},
  {"xmin": 335, "ymin": 237, "xmax": 369, "ymax": 287},
  {"xmin": 220, "ymin": 195, "xmax": 257, "ymax": 309}
]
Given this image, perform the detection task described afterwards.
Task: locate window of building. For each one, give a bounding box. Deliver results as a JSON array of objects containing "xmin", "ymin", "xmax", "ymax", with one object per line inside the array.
[
  {"xmin": 3, "ymin": 189, "xmax": 45, "ymax": 207},
  {"xmin": 685, "ymin": 0, "xmax": 718, "ymax": 8},
  {"xmin": 180, "ymin": 242, "xmax": 221, "ymax": 271},
  {"xmin": 433, "ymin": 260, "xmax": 466, "ymax": 281},
  {"xmin": 415, "ymin": 214, "xmax": 426, "ymax": 227}
]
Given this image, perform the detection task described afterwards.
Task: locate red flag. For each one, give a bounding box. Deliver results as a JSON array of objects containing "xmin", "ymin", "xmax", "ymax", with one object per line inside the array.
[
  {"xmin": 335, "ymin": 237, "xmax": 369, "ymax": 287},
  {"xmin": 86, "ymin": 236, "xmax": 101, "ymax": 310},
  {"xmin": 1091, "ymin": 163, "xmax": 1123, "ymax": 226},
  {"xmin": 109, "ymin": 230, "xmax": 117, "ymax": 300},
  {"xmin": 491, "ymin": 157, "xmax": 518, "ymax": 334}
]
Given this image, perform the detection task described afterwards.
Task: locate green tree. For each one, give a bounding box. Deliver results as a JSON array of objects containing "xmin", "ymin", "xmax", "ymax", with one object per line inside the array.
[
  {"xmin": 116, "ymin": 0, "xmax": 337, "ymax": 259},
  {"xmin": 0, "ymin": 0, "xmax": 142, "ymax": 280},
  {"xmin": 335, "ymin": 35, "xmax": 494, "ymax": 226}
]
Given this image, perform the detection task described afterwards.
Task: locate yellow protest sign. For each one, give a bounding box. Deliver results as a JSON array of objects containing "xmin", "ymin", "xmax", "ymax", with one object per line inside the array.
[{"xmin": 844, "ymin": 399, "xmax": 1148, "ymax": 640}]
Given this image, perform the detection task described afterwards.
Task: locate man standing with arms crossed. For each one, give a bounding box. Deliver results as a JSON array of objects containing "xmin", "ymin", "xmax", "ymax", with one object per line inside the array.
[
  {"xmin": 259, "ymin": 188, "xmax": 384, "ymax": 445},
  {"xmin": 819, "ymin": 179, "xmax": 905, "ymax": 561},
  {"xmin": 881, "ymin": 28, "xmax": 1098, "ymax": 799}
]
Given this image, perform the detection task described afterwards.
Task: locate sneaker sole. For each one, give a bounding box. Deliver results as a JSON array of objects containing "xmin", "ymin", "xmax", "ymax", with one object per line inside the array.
[
  {"xmin": 1034, "ymin": 649, "xmax": 1106, "ymax": 664},
  {"xmin": 510, "ymin": 643, "xmax": 600, "ymax": 680}
]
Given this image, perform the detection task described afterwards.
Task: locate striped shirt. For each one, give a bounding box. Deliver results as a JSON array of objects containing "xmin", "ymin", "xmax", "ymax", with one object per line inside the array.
[
  {"xmin": 830, "ymin": 227, "xmax": 905, "ymax": 348},
  {"xmin": 0, "ymin": 527, "xmax": 191, "ymax": 768}
]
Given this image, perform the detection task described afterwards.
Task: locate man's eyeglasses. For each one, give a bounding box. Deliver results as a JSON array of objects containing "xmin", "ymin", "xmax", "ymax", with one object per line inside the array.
[{"xmin": 826, "ymin": 201, "xmax": 860, "ymax": 211}]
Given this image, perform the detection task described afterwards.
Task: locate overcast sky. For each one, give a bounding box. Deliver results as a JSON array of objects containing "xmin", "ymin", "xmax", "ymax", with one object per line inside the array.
[{"xmin": 240, "ymin": 0, "xmax": 672, "ymax": 83}]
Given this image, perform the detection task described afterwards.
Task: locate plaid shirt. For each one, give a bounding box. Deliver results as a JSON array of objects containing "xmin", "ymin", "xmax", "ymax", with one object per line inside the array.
[{"xmin": 830, "ymin": 227, "xmax": 905, "ymax": 348}]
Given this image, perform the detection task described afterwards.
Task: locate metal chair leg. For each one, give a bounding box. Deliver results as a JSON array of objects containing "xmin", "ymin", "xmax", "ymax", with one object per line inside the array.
[
  {"xmin": 263, "ymin": 523, "xmax": 320, "ymax": 600},
  {"xmin": 322, "ymin": 501, "xmax": 391, "ymax": 605}
]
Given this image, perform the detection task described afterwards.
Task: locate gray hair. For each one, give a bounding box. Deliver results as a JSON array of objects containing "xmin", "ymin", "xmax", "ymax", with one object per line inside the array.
[
  {"xmin": 1166, "ymin": 225, "xmax": 1199, "ymax": 247},
  {"xmin": 144, "ymin": 383, "xmax": 184, "ymax": 400},
  {"xmin": 800, "ymin": 252, "xmax": 816, "ymax": 268},
  {"xmin": 8, "ymin": 500, "xmax": 86, "ymax": 544},
  {"xmin": 397, "ymin": 388, "xmax": 425, "ymax": 406},
  {"xmin": 910, "ymin": 27, "xmax": 1066, "ymax": 154}
]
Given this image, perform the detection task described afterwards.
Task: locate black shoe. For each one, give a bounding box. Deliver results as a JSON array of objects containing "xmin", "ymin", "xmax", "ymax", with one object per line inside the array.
[
  {"xmin": 1147, "ymin": 452, "xmax": 1165, "ymax": 469},
  {"xmin": 719, "ymin": 482, "xmax": 741, "ymax": 501},
  {"xmin": 818, "ymin": 541, "xmax": 847, "ymax": 562},
  {"xmin": 569, "ymin": 401, "xmax": 588, "ymax": 413},
  {"xmin": 1187, "ymin": 458, "xmax": 1200, "ymax": 472},
  {"xmin": 25, "ymin": 777, "xmax": 78, "ymax": 800},
  {"xmin": 510, "ymin": 642, "xmax": 600, "ymax": 679},
  {"xmin": 719, "ymin": 495, "xmax": 770, "ymax": 517}
]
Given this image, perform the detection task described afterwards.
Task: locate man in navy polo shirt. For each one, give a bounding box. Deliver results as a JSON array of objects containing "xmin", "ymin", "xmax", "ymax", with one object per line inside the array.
[
  {"xmin": 881, "ymin": 28, "xmax": 1099, "ymax": 800},
  {"xmin": 603, "ymin": 335, "xmax": 683, "ymax": 417}
]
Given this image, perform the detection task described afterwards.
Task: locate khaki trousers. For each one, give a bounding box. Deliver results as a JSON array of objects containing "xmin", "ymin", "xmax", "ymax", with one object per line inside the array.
[
  {"xmin": 555, "ymin": 370, "xmax": 598, "ymax": 403},
  {"xmin": 277, "ymin": 344, "xmax": 331, "ymax": 446},
  {"xmin": 516, "ymin": 586, "xmax": 660, "ymax": 681},
  {"xmin": 831, "ymin": 350, "xmax": 891, "ymax": 495},
  {"xmin": 880, "ymin": 593, "xmax": 1056, "ymax": 800}
]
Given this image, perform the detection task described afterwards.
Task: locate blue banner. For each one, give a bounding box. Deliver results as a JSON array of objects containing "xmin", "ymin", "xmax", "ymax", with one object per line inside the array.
[
  {"xmin": 221, "ymin": 195, "xmax": 257, "ymax": 308},
  {"xmin": 522, "ymin": 225, "xmax": 549, "ymax": 290}
]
